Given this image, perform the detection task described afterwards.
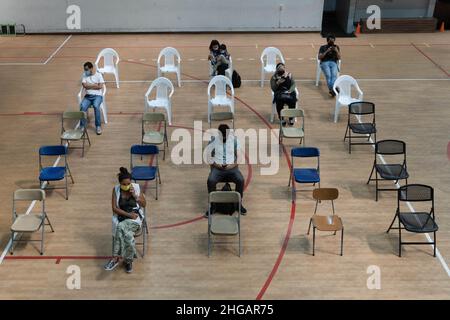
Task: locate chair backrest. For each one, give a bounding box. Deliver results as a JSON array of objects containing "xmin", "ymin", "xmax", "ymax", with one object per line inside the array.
[
  {"xmin": 348, "ymin": 101, "xmax": 375, "ymax": 115},
  {"xmin": 39, "ymin": 145, "xmax": 68, "ymax": 156},
  {"xmin": 313, "ymin": 188, "xmax": 339, "ymax": 201},
  {"xmin": 63, "ymin": 111, "xmax": 87, "ymax": 121},
  {"xmin": 333, "ymin": 75, "xmax": 359, "ymax": 98},
  {"xmin": 398, "ymin": 184, "xmax": 433, "ymax": 203},
  {"xmin": 375, "ymin": 140, "xmax": 406, "ymax": 155},
  {"xmin": 291, "ymin": 147, "xmax": 320, "ymax": 158},
  {"xmin": 280, "ymin": 108, "xmax": 304, "ymax": 119},
  {"xmin": 261, "ymin": 47, "xmax": 285, "ymax": 67},
  {"xmin": 14, "ymin": 189, "xmax": 45, "ymax": 201},
  {"xmin": 143, "ymin": 112, "xmax": 166, "ymax": 123},
  {"xmin": 95, "ymin": 48, "xmax": 119, "ymax": 68},
  {"xmin": 209, "ymin": 191, "xmax": 241, "ymax": 205},
  {"xmin": 131, "ymin": 144, "xmax": 159, "ymax": 156},
  {"xmin": 208, "ymin": 75, "xmax": 234, "ymax": 98},
  {"xmin": 158, "ymin": 47, "xmax": 181, "ymax": 67},
  {"xmin": 145, "ymin": 77, "xmax": 174, "ymax": 101}
]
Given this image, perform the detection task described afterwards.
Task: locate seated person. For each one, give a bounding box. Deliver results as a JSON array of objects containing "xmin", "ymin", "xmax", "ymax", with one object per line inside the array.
[
  {"xmin": 208, "ymin": 40, "xmax": 229, "ymax": 76},
  {"xmin": 270, "ymin": 63, "xmax": 298, "ymax": 126},
  {"xmin": 318, "ymin": 34, "xmax": 341, "ymax": 97},
  {"xmin": 80, "ymin": 61, "xmax": 105, "ymax": 135},
  {"xmin": 206, "ymin": 124, "xmax": 246, "ymax": 215},
  {"xmin": 104, "ymin": 167, "xmax": 146, "ymax": 274}
]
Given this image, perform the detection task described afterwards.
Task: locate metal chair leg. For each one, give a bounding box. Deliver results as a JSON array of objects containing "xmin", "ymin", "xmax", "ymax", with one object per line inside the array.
[
  {"xmin": 307, "ymin": 219, "xmax": 312, "ymax": 235},
  {"xmin": 312, "ymin": 227, "xmax": 316, "ymax": 256},
  {"xmin": 340, "ymin": 228, "xmax": 344, "ymax": 256},
  {"xmin": 434, "ymin": 231, "xmax": 437, "ymax": 257}
]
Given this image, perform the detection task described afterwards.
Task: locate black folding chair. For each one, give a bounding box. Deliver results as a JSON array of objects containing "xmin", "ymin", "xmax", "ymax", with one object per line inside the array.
[
  {"xmin": 367, "ymin": 140, "xmax": 409, "ymax": 201},
  {"xmin": 344, "ymin": 101, "xmax": 376, "ymax": 154},
  {"xmin": 387, "ymin": 184, "xmax": 438, "ymax": 257}
]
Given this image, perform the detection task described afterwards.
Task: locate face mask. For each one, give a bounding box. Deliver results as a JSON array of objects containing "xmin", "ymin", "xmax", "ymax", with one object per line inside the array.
[
  {"xmin": 277, "ymin": 69, "xmax": 284, "ymax": 75},
  {"xmin": 84, "ymin": 70, "xmax": 92, "ymax": 77},
  {"xmin": 120, "ymin": 184, "xmax": 131, "ymax": 192}
]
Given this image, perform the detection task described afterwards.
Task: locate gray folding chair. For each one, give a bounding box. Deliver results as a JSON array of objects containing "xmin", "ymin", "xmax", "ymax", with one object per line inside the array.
[
  {"xmin": 279, "ymin": 108, "xmax": 305, "ymax": 146},
  {"xmin": 207, "ymin": 191, "xmax": 241, "ymax": 257},
  {"xmin": 134, "ymin": 206, "xmax": 149, "ymax": 257},
  {"xmin": 10, "ymin": 189, "xmax": 54, "ymax": 255},
  {"xmin": 209, "ymin": 111, "xmax": 235, "ymax": 129},
  {"xmin": 142, "ymin": 112, "xmax": 168, "ymax": 160},
  {"xmin": 60, "ymin": 111, "xmax": 91, "ymax": 157}
]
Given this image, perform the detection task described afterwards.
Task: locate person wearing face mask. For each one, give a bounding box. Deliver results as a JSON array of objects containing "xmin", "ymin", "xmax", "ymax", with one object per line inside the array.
[
  {"xmin": 80, "ymin": 61, "xmax": 105, "ymax": 135},
  {"xmin": 270, "ymin": 62, "xmax": 298, "ymax": 126},
  {"xmin": 104, "ymin": 167, "xmax": 146, "ymax": 273},
  {"xmin": 206, "ymin": 124, "xmax": 247, "ymax": 215},
  {"xmin": 318, "ymin": 34, "xmax": 341, "ymax": 97}
]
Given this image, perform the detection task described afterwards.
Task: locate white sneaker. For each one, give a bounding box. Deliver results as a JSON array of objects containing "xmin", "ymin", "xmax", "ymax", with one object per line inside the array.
[{"xmin": 96, "ymin": 126, "xmax": 102, "ymax": 135}]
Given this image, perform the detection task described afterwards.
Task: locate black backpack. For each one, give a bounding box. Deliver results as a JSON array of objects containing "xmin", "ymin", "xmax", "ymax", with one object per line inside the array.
[
  {"xmin": 213, "ymin": 183, "xmax": 237, "ymax": 215},
  {"xmin": 232, "ymin": 70, "xmax": 241, "ymax": 88}
]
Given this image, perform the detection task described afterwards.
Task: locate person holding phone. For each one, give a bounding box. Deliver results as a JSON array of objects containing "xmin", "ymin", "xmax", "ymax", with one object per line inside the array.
[
  {"xmin": 318, "ymin": 34, "xmax": 341, "ymax": 97},
  {"xmin": 104, "ymin": 167, "xmax": 146, "ymax": 273},
  {"xmin": 270, "ymin": 62, "xmax": 298, "ymax": 126}
]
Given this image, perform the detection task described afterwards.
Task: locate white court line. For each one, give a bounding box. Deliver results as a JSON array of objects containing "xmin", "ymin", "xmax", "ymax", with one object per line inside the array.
[
  {"xmin": 0, "ymin": 35, "xmax": 72, "ymax": 66},
  {"xmin": 356, "ymin": 116, "xmax": 450, "ymax": 277},
  {"xmin": 369, "ymin": 43, "xmax": 375, "ymax": 48}
]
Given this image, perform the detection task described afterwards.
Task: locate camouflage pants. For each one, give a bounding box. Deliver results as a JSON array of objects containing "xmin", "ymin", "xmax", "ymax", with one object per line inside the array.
[{"xmin": 113, "ymin": 219, "xmax": 140, "ymax": 262}]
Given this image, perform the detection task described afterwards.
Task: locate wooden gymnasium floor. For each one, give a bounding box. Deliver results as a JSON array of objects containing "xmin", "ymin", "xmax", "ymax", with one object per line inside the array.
[{"xmin": 0, "ymin": 32, "xmax": 449, "ymax": 300}]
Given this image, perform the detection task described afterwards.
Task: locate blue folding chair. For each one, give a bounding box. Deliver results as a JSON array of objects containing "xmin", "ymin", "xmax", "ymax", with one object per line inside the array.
[
  {"xmin": 289, "ymin": 147, "xmax": 320, "ymax": 196},
  {"xmin": 130, "ymin": 144, "xmax": 161, "ymax": 200},
  {"xmin": 39, "ymin": 145, "xmax": 74, "ymax": 200}
]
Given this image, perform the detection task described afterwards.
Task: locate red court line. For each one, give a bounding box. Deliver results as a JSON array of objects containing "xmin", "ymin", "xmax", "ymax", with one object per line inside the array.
[
  {"xmin": 5, "ymin": 255, "xmax": 111, "ymax": 264},
  {"xmin": 411, "ymin": 42, "xmax": 450, "ymax": 77}
]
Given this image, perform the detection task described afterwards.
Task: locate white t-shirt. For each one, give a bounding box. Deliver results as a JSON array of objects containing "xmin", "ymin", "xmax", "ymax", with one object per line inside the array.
[
  {"xmin": 81, "ymin": 72, "xmax": 104, "ymax": 96},
  {"xmin": 209, "ymin": 135, "xmax": 240, "ymax": 165}
]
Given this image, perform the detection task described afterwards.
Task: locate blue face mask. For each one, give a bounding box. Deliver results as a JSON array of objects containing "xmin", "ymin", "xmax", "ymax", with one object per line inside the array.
[{"xmin": 84, "ymin": 70, "xmax": 92, "ymax": 77}]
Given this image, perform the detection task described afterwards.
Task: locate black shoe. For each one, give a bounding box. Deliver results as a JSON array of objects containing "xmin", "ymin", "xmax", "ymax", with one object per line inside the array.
[
  {"xmin": 281, "ymin": 119, "xmax": 287, "ymax": 126},
  {"xmin": 125, "ymin": 261, "xmax": 133, "ymax": 273},
  {"xmin": 288, "ymin": 119, "xmax": 295, "ymax": 126},
  {"xmin": 329, "ymin": 90, "xmax": 335, "ymax": 97},
  {"xmin": 240, "ymin": 206, "xmax": 247, "ymax": 215}
]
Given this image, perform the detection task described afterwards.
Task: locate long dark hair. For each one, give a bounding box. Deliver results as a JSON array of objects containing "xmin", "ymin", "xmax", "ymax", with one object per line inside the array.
[
  {"xmin": 117, "ymin": 167, "xmax": 131, "ymax": 183},
  {"xmin": 209, "ymin": 39, "xmax": 220, "ymax": 51}
]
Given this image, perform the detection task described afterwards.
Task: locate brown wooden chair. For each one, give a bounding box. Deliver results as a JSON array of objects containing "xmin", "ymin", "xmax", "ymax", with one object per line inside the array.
[{"xmin": 307, "ymin": 188, "xmax": 344, "ymax": 256}]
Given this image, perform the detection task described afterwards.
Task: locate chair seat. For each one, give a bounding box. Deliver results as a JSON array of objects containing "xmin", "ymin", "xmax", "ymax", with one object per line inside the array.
[
  {"xmin": 131, "ymin": 166, "xmax": 157, "ymax": 181},
  {"xmin": 98, "ymin": 66, "xmax": 115, "ymax": 74},
  {"xmin": 264, "ymin": 65, "xmax": 276, "ymax": 73},
  {"xmin": 39, "ymin": 167, "xmax": 66, "ymax": 181},
  {"xmin": 293, "ymin": 168, "xmax": 320, "ymax": 184},
  {"xmin": 281, "ymin": 127, "xmax": 304, "ymax": 138},
  {"xmin": 160, "ymin": 65, "xmax": 178, "ymax": 73},
  {"xmin": 399, "ymin": 212, "xmax": 438, "ymax": 233},
  {"xmin": 349, "ymin": 123, "xmax": 376, "ymax": 134},
  {"xmin": 210, "ymin": 97, "xmax": 233, "ymax": 107},
  {"xmin": 147, "ymin": 99, "xmax": 169, "ymax": 108},
  {"xmin": 61, "ymin": 129, "xmax": 84, "ymax": 140},
  {"xmin": 210, "ymin": 111, "xmax": 234, "ymax": 121},
  {"xmin": 375, "ymin": 164, "xmax": 409, "ymax": 180},
  {"xmin": 211, "ymin": 215, "xmax": 239, "ymax": 235},
  {"xmin": 338, "ymin": 96, "xmax": 360, "ymax": 106},
  {"xmin": 11, "ymin": 214, "xmax": 43, "ymax": 232},
  {"xmin": 312, "ymin": 215, "xmax": 343, "ymax": 232},
  {"xmin": 143, "ymin": 131, "xmax": 164, "ymax": 145}
]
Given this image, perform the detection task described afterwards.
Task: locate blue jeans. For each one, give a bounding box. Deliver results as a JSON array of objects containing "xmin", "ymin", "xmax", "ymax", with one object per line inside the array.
[
  {"xmin": 80, "ymin": 94, "xmax": 103, "ymax": 127},
  {"xmin": 320, "ymin": 60, "xmax": 338, "ymax": 91}
]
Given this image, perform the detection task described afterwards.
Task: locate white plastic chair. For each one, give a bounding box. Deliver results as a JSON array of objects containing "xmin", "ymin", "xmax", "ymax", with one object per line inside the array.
[
  {"xmin": 209, "ymin": 56, "xmax": 233, "ymax": 80},
  {"xmin": 260, "ymin": 47, "xmax": 285, "ymax": 87},
  {"xmin": 332, "ymin": 75, "xmax": 363, "ymax": 123},
  {"xmin": 95, "ymin": 48, "xmax": 120, "ymax": 88},
  {"xmin": 157, "ymin": 47, "xmax": 181, "ymax": 87},
  {"xmin": 207, "ymin": 75, "xmax": 235, "ymax": 123},
  {"xmin": 77, "ymin": 84, "xmax": 108, "ymax": 124},
  {"xmin": 144, "ymin": 77, "xmax": 175, "ymax": 125},
  {"xmin": 315, "ymin": 57, "xmax": 342, "ymax": 86},
  {"xmin": 270, "ymin": 88, "xmax": 300, "ymax": 123}
]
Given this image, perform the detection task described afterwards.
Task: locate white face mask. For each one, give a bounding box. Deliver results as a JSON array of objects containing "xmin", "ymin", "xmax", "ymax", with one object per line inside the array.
[{"xmin": 84, "ymin": 70, "xmax": 92, "ymax": 77}]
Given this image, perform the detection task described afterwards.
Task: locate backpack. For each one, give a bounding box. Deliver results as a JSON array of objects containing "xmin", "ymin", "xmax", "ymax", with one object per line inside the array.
[
  {"xmin": 213, "ymin": 183, "xmax": 238, "ymax": 215},
  {"xmin": 232, "ymin": 70, "xmax": 241, "ymax": 88}
]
